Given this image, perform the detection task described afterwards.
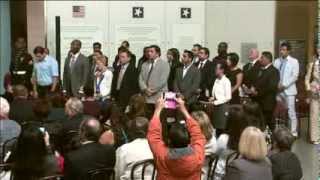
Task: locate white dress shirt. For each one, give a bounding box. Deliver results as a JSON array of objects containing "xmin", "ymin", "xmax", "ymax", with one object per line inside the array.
[
  {"xmin": 115, "ymin": 138, "xmax": 154, "ymax": 180},
  {"xmin": 212, "ymin": 75, "xmax": 232, "ymax": 105},
  {"xmin": 95, "ymin": 69, "xmax": 113, "ymax": 98},
  {"xmin": 183, "ymin": 63, "xmax": 193, "ymax": 78}
]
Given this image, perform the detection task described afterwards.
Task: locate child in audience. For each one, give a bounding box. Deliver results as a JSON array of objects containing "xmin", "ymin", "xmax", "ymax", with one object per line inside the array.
[{"xmin": 269, "ymin": 127, "xmax": 303, "ymax": 180}]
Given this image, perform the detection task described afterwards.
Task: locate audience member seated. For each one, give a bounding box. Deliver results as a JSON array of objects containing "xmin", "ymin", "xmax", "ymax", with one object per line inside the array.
[
  {"xmin": 0, "ymin": 97, "xmax": 21, "ymax": 160},
  {"xmin": 213, "ymin": 105, "xmax": 248, "ymax": 179},
  {"xmin": 62, "ymin": 97, "xmax": 86, "ymax": 153},
  {"xmin": 82, "ymin": 86, "xmax": 102, "ymax": 118},
  {"xmin": 191, "ymin": 111, "xmax": 217, "ymax": 179},
  {"xmin": 5, "ymin": 123, "xmax": 61, "ymax": 180},
  {"xmin": 243, "ymin": 101, "xmax": 266, "ymax": 131},
  {"xmin": 64, "ymin": 117, "xmax": 115, "ymax": 180},
  {"xmin": 115, "ymin": 116, "xmax": 153, "ymax": 179},
  {"xmin": 126, "ymin": 94, "xmax": 147, "ymax": 121},
  {"xmin": 9, "ymin": 85, "xmax": 34, "ymax": 124},
  {"xmin": 269, "ymin": 127, "xmax": 303, "ymax": 180},
  {"xmin": 99, "ymin": 103, "xmax": 129, "ymax": 148},
  {"xmin": 48, "ymin": 92, "xmax": 67, "ymax": 122},
  {"xmin": 224, "ymin": 126, "xmax": 272, "ymax": 180},
  {"xmin": 147, "ymin": 97, "xmax": 206, "ymax": 180}
]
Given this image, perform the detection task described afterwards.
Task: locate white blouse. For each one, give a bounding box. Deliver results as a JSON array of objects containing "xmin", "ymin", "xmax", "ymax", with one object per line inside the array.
[
  {"xmin": 211, "ymin": 75, "xmax": 232, "ymax": 105},
  {"xmin": 95, "ymin": 69, "xmax": 113, "ymax": 98}
]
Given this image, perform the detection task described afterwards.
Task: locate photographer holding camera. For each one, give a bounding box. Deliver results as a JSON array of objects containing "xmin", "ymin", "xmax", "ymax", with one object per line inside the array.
[{"xmin": 147, "ymin": 96, "xmax": 206, "ymax": 180}]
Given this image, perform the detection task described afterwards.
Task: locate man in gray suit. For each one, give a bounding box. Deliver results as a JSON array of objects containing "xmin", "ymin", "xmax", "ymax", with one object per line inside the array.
[
  {"xmin": 139, "ymin": 45, "xmax": 170, "ymax": 116},
  {"xmin": 63, "ymin": 40, "xmax": 89, "ymax": 97},
  {"xmin": 174, "ymin": 50, "xmax": 201, "ymax": 106}
]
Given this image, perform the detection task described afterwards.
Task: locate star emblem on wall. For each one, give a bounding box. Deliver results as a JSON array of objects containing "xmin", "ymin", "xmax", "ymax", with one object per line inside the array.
[
  {"xmin": 181, "ymin": 7, "xmax": 191, "ymax": 19},
  {"xmin": 133, "ymin": 7, "xmax": 144, "ymax": 18}
]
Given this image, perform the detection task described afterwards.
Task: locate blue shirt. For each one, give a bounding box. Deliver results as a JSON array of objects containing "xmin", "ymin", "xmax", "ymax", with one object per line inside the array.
[{"xmin": 34, "ymin": 55, "xmax": 59, "ymax": 86}]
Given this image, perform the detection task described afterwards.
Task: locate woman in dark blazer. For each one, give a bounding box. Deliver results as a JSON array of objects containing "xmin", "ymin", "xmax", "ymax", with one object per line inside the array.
[{"xmin": 224, "ymin": 126, "xmax": 272, "ymax": 180}]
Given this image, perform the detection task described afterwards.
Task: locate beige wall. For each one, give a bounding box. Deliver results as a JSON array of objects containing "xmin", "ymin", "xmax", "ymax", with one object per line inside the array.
[
  {"xmin": 205, "ymin": 1, "xmax": 276, "ymax": 66},
  {"xmin": 26, "ymin": 1, "xmax": 45, "ymax": 54}
]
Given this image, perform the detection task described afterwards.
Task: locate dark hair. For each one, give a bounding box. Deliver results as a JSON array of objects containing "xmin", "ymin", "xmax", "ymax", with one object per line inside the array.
[
  {"xmin": 200, "ymin": 47, "xmax": 210, "ymax": 57},
  {"xmin": 227, "ymin": 52, "xmax": 240, "ymax": 67},
  {"xmin": 167, "ymin": 48, "xmax": 180, "ymax": 62},
  {"xmin": 280, "ymin": 41, "xmax": 291, "ymax": 51},
  {"xmin": 243, "ymin": 101, "xmax": 265, "ymax": 131},
  {"xmin": 184, "ymin": 50, "xmax": 194, "ymax": 60},
  {"xmin": 93, "ymin": 42, "xmax": 102, "ymax": 48},
  {"xmin": 33, "ymin": 46, "xmax": 45, "ymax": 54},
  {"xmin": 121, "ymin": 40, "xmax": 130, "ymax": 48},
  {"xmin": 12, "ymin": 123, "xmax": 48, "ymax": 179},
  {"xmin": 72, "ymin": 39, "xmax": 82, "ymax": 47},
  {"xmin": 226, "ymin": 105, "xmax": 248, "ymax": 150},
  {"xmin": 118, "ymin": 47, "xmax": 131, "ymax": 57},
  {"xmin": 84, "ymin": 85, "xmax": 94, "ymax": 97},
  {"xmin": 80, "ymin": 118, "xmax": 103, "ymax": 142},
  {"xmin": 218, "ymin": 42, "xmax": 228, "ymax": 48},
  {"xmin": 193, "ymin": 44, "xmax": 202, "ymax": 49},
  {"xmin": 216, "ymin": 61, "xmax": 227, "ymax": 72},
  {"xmin": 273, "ymin": 127, "xmax": 295, "ymax": 151},
  {"xmin": 126, "ymin": 94, "xmax": 146, "ymax": 120},
  {"xmin": 149, "ymin": 45, "xmax": 161, "ymax": 56},
  {"xmin": 168, "ymin": 121, "xmax": 190, "ymax": 148},
  {"xmin": 262, "ymin": 51, "xmax": 273, "ymax": 62},
  {"xmin": 32, "ymin": 99, "xmax": 51, "ymax": 120},
  {"xmin": 94, "ymin": 50, "xmax": 103, "ymax": 56},
  {"xmin": 128, "ymin": 116, "xmax": 149, "ymax": 139}
]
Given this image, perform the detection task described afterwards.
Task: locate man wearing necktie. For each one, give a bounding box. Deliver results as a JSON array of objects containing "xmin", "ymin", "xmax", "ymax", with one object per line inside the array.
[
  {"xmin": 273, "ymin": 42, "xmax": 300, "ymax": 137},
  {"xmin": 139, "ymin": 45, "xmax": 170, "ymax": 118},
  {"xmin": 242, "ymin": 48, "xmax": 261, "ymax": 90},
  {"xmin": 194, "ymin": 47, "xmax": 215, "ymax": 101},
  {"xmin": 63, "ymin": 40, "xmax": 89, "ymax": 97},
  {"xmin": 111, "ymin": 48, "xmax": 139, "ymax": 111},
  {"xmin": 173, "ymin": 50, "xmax": 201, "ymax": 107}
]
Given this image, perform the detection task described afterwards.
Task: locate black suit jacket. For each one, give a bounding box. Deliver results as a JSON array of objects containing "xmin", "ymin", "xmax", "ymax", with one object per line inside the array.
[
  {"xmin": 9, "ymin": 98, "xmax": 35, "ymax": 124},
  {"xmin": 113, "ymin": 54, "xmax": 137, "ymax": 70},
  {"xmin": 64, "ymin": 142, "xmax": 115, "ymax": 180},
  {"xmin": 194, "ymin": 60, "xmax": 215, "ymax": 99},
  {"xmin": 269, "ymin": 151, "xmax": 303, "ymax": 180},
  {"xmin": 243, "ymin": 61, "xmax": 261, "ymax": 88},
  {"xmin": 252, "ymin": 65, "xmax": 279, "ymax": 111},
  {"xmin": 174, "ymin": 65, "xmax": 201, "ymax": 105},
  {"xmin": 111, "ymin": 61, "xmax": 139, "ymax": 108}
]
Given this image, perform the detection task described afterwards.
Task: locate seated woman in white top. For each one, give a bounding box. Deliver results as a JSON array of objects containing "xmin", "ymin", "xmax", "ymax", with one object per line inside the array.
[
  {"xmin": 191, "ymin": 111, "xmax": 217, "ymax": 180},
  {"xmin": 115, "ymin": 116, "xmax": 154, "ymax": 180},
  {"xmin": 94, "ymin": 56, "xmax": 113, "ymax": 100}
]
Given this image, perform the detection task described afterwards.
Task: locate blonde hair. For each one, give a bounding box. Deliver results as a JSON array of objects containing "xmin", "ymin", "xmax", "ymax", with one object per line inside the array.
[
  {"xmin": 192, "ymin": 111, "xmax": 214, "ymax": 141},
  {"xmin": 65, "ymin": 97, "xmax": 83, "ymax": 115},
  {"xmin": 95, "ymin": 55, "xmax": 107, "ymax": 65},
  {"xmin": 239, "ymin": 126, "xmax": 267, "ymax": 161}
]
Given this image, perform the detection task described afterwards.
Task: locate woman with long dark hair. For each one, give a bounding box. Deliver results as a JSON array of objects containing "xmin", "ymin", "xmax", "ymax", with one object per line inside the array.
[
  {"xmin": 167, "ymin": 48, "xmax": 182, "ymax": 91},
  {"xmin": 9, "ymin": 123, "xmax": 61, "ymax": 180},
  {"xmin": 226, "ymin": 52, "xmax": 243, "ymax": 104}
]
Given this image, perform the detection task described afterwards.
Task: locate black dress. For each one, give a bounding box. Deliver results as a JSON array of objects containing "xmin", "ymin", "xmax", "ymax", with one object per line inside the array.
[{"xmin": 226, "ymin": 68, "xmax": 242, "ymax": 104}]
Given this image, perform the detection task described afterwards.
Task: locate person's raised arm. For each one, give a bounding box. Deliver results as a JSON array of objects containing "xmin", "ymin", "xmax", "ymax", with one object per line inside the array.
[
  {"xmin": 147, "ymin": 97, "xmax": 167, "ymax": 159},
  {"xmin": 176, "ymin": 98, "xmax": 206, "ymax": 164}
]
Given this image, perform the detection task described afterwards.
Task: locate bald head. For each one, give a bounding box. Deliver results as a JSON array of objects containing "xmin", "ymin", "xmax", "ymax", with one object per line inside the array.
[
  {"xmin": 80, "ymin": 117, "xmax": 102, "ymax": 142},
  {"xmin": 248, "ymin": 48, "xmax": 259, "ymax": 61}
]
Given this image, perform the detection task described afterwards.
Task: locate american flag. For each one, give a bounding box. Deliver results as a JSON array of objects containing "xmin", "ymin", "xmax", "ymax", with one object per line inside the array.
[{"xmin": 73, "ymin": 6, "xmax": 85, "ymax": 18}]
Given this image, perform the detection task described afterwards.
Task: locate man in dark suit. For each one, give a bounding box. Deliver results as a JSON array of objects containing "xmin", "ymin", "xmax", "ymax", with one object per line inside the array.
[
  {"xmin": 251, "ymin": 51, "xmax": 280, "ymax": 131},
  {"xmin": 113, "ymin": 41, "xmax": 137, "ymax": 70},
  {"xmin": 174, "ymin": 50, "xmax": 201, "ymax": 106},
  {"xmin": 63, "ymin": 40, "xmax": 89, "ymax": 97},
  {"xmin": 111, "ymin": 48, "xmax": 139, "ymax": 111},
  {"xmin": 64, "ymin": 117, "xmax": 115, "ymax": 180},
  {"xmin": 194, "ymin": 47, "xmax": 215, "ymax": 101},
  {"xmin": 212, "ymin": 42, "xmax": 228, "ymax": 64},
  {"xmin": 242, "ymin": 48, "xmax": 261, "ymax": 89}
]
